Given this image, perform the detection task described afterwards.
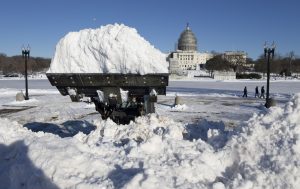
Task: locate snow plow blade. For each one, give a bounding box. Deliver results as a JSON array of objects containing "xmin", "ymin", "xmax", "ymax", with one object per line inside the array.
[{"xmin": 46, "ymin": 73, "xmax": 169, "ymax": 124}]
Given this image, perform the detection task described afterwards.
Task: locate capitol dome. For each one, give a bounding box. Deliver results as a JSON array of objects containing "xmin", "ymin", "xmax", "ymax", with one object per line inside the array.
[{"xmin": 177, "ymin": 24, "xmax": 197, "ymax": 51}]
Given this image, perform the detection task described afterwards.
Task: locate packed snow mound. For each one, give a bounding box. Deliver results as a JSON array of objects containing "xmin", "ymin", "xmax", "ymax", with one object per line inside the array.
[{"xmin": 47, "ymin": 23, "xmax": 169, "ymax": 74}]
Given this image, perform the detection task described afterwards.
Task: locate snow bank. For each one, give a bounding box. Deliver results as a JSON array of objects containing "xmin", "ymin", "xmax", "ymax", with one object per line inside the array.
[
  {"xmin": 1, "ymin": 94, "xmax": 300, "ymax": 188},
  {"xmin": 47, "ymin": 23, "xmax": 169, "ymax": 74},
  {"xmin": 227, "ymin": 94, "xmax": 300, "ymax": 188}
]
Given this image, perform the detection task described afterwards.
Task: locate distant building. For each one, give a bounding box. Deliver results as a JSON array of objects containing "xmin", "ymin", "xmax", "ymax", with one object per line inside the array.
[
  {"xmin": 168, "ymin": 24, "xmax": 213, "ymax": 74},
  {"xmin": 222, "ymin": 51, "xmax": 247, "ymax": 65}
]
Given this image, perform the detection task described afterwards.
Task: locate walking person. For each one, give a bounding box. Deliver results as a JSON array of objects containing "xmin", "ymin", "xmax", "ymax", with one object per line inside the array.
[
  {"xmin": 242, "ymin": 86, "xmax": 247, "ymax": 98},
  {"xmin": 255, "ymin": 86, "xmax": 259, "ymax": 98},
  {"xmin": 260, "ymin": 86, "xmax": 265, "ymax": 99}
]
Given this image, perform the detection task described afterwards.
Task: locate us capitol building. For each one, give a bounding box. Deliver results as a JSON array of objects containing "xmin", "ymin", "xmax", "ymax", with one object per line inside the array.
[{"xmin": 168, "ymin": 24, "xmax": 213, "ymax": 74}]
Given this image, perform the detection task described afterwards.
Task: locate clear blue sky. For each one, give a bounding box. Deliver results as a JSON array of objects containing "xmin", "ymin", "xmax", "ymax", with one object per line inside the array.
[{"xmin": 0, "ymin": 0, "xmax": 299, "ymax": 59}]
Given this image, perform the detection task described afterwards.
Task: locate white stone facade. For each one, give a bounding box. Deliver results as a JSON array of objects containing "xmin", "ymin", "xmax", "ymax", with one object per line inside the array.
[{"xmin": 169, "ymin": 50, "xmax": 213, "ymax": 71}]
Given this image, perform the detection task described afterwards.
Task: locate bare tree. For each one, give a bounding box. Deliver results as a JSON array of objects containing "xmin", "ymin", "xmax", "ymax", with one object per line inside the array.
[
  {"xmin": 205, "ymin": 55, "xmax": 232, "ymax": 72},
  {"xmin": 288, "ymin": 51, "xmax": 295, "ymax": 74},
  {"xmin": 0, "ymin": 54, "xmax": 51, "ymax": 75}
]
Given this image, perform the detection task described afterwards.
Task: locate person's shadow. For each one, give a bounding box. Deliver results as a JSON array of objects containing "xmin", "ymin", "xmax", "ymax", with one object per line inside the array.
[{"xmin": 0, "ymin": 140, "xmax": 59, "ymax": 189}]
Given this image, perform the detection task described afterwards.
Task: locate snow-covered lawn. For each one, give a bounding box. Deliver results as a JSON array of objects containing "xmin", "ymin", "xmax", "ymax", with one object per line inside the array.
[{"xmin": 0, "ymin": 79, "xmax": 300, "ymax": 189}]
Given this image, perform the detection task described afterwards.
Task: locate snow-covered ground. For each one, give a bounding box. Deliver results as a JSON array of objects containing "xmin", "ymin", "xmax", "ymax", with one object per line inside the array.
[{"xmin": 0, "ymin": 79, "xmax": 300, "ymax": 188}]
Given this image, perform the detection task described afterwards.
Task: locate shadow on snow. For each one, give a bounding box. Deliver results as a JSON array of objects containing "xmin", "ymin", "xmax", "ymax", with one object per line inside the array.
[
  {"xmin": 183, "ymin": 119, "xmax": 231, "ymax": 150},
  {"xmin": 0, "ymin": 140, "xmax": 59, "ymax": 189},
  {"xmin": 108, "ymin": 162, "xmax": 144, "ymax": 189},
  {"xmin": 23, "ymin": 120, "xmax": 96, "ymax": 138}
]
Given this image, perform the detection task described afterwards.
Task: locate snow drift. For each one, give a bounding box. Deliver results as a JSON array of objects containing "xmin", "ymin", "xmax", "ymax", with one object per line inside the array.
[
  {"xmin": 1, "ymin": 94, "xmax": 300, "ymax": 188},
  {"xmin": 47, "ymin": 23, "xmax": 169, "ymax": 74}
]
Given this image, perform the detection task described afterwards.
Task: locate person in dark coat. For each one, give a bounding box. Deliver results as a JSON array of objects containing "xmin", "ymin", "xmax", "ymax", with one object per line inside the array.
[
  {"xmin": 242, "ymin": 86, "xmax": 247, "ymax": 98},
  {"xmin": 255, "ymin": 86, "xmax": 259, "ymax": 98},
  {"xmin": 260, "ymin": 86, "xmax": 265, "ymax": 98}
]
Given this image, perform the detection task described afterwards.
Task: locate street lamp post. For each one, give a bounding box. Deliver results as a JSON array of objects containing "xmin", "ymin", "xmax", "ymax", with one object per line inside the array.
[
  {"xmin": 264, "ymin": 42, "xmax": 275, "ymax": 108},
  {"xmin": 22, "ymin": 45, "xmax": 30, "ymax": 100}
]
